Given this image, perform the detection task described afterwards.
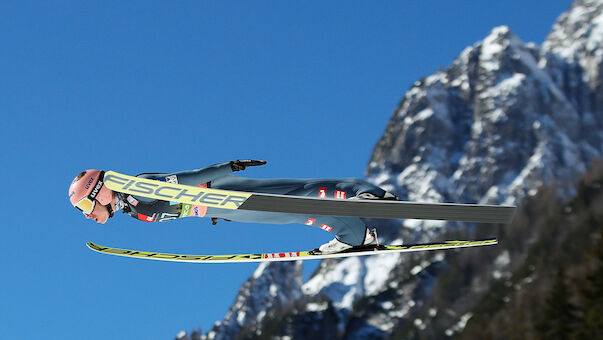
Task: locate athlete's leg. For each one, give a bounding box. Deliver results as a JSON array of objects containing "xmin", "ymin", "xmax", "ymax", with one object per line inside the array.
[
  {"xmin": 209, "ymin": 176, "xmax": 386, "ymax": 252},
  {"xmin": 301, "ymin": 215, "xmax": 370, "ymax": 246},
  {"xmin": 210, "ymin": 176, "xmax": 390, "ymax": 198}
]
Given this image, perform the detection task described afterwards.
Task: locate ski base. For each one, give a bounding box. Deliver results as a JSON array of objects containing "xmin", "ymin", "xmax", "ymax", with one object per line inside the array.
[{"xmin": 86, "ymin": 239, "xmax": 497, "ymax": 263}]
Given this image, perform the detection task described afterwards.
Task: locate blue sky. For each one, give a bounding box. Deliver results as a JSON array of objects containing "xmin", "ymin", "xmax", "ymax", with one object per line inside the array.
[{"xmin": 1, "ymin": 1, "xmax": 570, "ymax": 339}]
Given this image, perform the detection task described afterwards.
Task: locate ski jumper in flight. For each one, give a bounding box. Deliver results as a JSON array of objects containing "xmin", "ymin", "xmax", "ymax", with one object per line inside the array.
[{"xmin": 68, "ymin": 160, "xmax": 398, "ymax": 254}]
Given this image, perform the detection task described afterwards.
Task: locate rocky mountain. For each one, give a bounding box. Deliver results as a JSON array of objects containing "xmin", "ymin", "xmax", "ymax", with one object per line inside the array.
[
  {"xmin": 204, "ymin": 262, "xmax": 304, "ymax": 340},
  {"xmin": 177, "ymin": 0, "xmax": 603, "ymax": 339}
]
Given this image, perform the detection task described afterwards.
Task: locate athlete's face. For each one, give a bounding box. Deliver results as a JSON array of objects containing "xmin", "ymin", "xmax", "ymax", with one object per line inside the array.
[{"xmin": 85, "ymin": 201, "xmax": 110, "ymax": 224}]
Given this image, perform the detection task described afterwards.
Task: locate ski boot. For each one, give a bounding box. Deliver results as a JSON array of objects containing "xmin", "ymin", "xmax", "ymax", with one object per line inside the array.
[
  {"xmin": 350, "ymin": 191, "xmax": 398, "ymax": 200},
  {"xmin": 310, "ymin": 228, "xmax": 378, "ymax": 255}
]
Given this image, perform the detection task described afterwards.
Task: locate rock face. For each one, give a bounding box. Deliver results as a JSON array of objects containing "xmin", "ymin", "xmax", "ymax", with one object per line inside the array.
[
  {"xmin": 181, "ymin": 1, "xmax": 603, "ymax": 339},
  {"xmin": 204, "ymin": 261, "xmax": 303, "ymax": 340}
]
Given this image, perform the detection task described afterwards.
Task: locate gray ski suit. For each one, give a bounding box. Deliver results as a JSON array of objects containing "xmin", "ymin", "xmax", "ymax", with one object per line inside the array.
[{"xmin": 121, "ymin": 161, "xmax": 388, "ymax": 246}]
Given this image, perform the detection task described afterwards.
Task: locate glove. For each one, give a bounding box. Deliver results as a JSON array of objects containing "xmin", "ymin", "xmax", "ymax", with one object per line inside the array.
[
  {"xmin": 211, "ymin": 217, "xmax": 232, "ymax": 225},
  {"xmin": 230, "ymin": 159, "xmax": 267, "ymax": 172}
]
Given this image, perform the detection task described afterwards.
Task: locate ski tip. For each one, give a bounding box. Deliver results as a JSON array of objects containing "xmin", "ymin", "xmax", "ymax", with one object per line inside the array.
[{"xmin": 86, "ymin": 242, "xmax": 103, "ymax": 251}]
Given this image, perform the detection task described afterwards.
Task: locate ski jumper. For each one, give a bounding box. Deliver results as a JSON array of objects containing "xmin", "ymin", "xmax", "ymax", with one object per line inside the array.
[{"xmin": 119, "ymin": 162, "xmax": 388, "ymax": 246}]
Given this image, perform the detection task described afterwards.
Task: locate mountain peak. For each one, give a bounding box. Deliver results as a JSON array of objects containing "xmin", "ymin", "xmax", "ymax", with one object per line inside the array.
[
  {"xmin": 485, "ymin": 25, "xmax": 513, "ymax": 41},
  {"xmin": 476, "ymin": 25, "xmax": 540, "ymax": 78},
  {"xmin": 543, "ymin": 0, "xmax": 603, "ymax": 60},
  {"xmin": 481, "ymin": 25, "xmax": 526, "ymax": 52}
]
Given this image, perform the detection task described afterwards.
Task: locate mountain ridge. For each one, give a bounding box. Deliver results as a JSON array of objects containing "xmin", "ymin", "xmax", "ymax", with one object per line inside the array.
[{"xmin": 177, "ymin": 1, "xmax": 603, "ymax": 338}]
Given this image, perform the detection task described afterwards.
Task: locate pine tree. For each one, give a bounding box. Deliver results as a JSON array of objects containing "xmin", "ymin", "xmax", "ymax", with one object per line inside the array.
[
  {"xmin": 572, "ymin": 226, "xmax": 603, "ymax": 340},
  {"xmin": 537, "ymin": 267, "xmax": 577, "ymax": 340}
]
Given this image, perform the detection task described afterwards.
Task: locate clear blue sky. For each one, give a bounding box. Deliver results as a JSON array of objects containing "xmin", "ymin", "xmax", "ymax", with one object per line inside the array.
[{"xmin": 1, "ymin": 1, "xmax": 570, "ymax": 339}]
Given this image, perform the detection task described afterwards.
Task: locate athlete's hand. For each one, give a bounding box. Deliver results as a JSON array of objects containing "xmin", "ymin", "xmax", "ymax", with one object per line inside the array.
[{"xmin": 230, "ymin": 160, "xmax": 267, "ymax": 172}]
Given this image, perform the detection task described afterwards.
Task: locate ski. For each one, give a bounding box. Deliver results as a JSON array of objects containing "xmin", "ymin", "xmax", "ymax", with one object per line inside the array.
[
  {"xmin": 103, "ymin": 171, "xmax": 516, "ymax": 224},
  {"xmin": 87, "ymin": 239, "xmax": 497, "ymax": 263}
]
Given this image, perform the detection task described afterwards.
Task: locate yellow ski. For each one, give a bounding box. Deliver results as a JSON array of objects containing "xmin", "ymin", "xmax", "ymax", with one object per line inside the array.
[{"xmin": 87, "ymin": 239, "xmax": 498, "ymax": 263}]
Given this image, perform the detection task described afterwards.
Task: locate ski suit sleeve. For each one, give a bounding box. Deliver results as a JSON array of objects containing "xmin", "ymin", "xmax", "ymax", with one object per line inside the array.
[
  {"xmin": 137, "ymin": 162, "xmax": 234, "ymax": 186},
  {"xmin": 155, "ymin": 162, "xmax": 234, "ymax": 186}
]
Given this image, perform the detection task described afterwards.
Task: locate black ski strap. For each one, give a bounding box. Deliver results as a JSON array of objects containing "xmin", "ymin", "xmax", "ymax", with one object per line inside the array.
[{"xmin": 106, "ymin": 202, "xmax": 114, "ymax": 218}]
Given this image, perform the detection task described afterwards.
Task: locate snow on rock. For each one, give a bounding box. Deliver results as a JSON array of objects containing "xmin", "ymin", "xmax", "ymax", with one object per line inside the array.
[
  {"xmin": 205, "ymin": 262, "xmax": 303, "ymax": 340},
  {"xmin": 541, "ymin": 0, "xmax": 603, "ymax": 157},
  {"xmin": 492, "ymin": 250, "xmax": 512, "ymax": 280},
  {"xmin": 305, "ymin": 301, "xmax": 329, "ymax": 312},
  {"xmin": 544, "ymin": 0, "xmax": 603, "ymax": 70},
  {"xmin": 363, "ymin": 253, "xmax": 402, "ymax": 296},
  {"xmin": 303, "ymin": 257, "xmax": 366, "ymax": 310},
  {"xmin": 445, "ymin": 313, "xmax": 474, "ymax": 336}
]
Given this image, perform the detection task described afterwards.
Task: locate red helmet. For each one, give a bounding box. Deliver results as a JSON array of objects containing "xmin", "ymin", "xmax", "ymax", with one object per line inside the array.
[{"xmin": 68, "ymin": 169, "xmax": 113, "ymax": 215}]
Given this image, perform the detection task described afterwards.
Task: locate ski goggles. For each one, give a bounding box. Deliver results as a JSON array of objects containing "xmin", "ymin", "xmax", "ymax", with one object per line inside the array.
[{"xmin": 74, "ymin": 172, "xmax": 105, "ymax": 215}]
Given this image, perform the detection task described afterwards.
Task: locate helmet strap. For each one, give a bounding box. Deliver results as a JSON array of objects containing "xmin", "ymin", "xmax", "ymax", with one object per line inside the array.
[
  {"xmin": 106, "ymin": 203, "xmax": 114, "ymax": 218},
  {"xmin": 99, "ymin": 171, "xmax": 114, "ymax": 218},
  {"xmin": 88, "ymin": 171, "xmax": 105, "ymax": 201}
]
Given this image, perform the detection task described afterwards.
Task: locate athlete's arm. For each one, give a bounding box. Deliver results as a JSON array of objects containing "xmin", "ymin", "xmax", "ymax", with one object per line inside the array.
[
  {"xmin": 165, "ymin": 162, "xmax": 234, "ymax": 186},
  {"xmin": 139, "ymin": 160, "xmax": 266, "ymax": 186}
]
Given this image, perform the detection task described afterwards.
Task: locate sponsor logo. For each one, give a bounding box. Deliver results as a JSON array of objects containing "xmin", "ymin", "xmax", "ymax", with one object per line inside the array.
[
  {"xmin": 264, "ymin": 252, "xmax": 301, "ymax": 259},
  {"xmin": 320, "ymin": 224, "xmax": 333, "ymax": 232},
  {"xmin": 85, "ymin": 177, "xmax": 94, "ymax": 190},
  {"xmin": 319, "ymin": 188, "xmax": 327, "ymax": 198},
  {"xmin": 193, "ymin": 206, "xmax": 200, "ymax": 217},
  {"xmin": 127, "ymin": 196, "xmax": 139, "ymax": 206},
  {"xmin": 165, "ymin": 175, "xmax": 178, "ymax": 184},
  {"xmin": 89, "ymin": 180, "xmax": 103, "ymax": 199},
  {"xmin": 137, "ymin": 213, "xmax": 154, "ymax": 222},
  {"xmin": 305, "ymin": 218, "xmax": 316, "ymax": 226},
  {"xmin": 181, "ymin": 204, "xmax": 191, "ymax": 217},
  {"xmin": 335, "ymin": 190, "xmax": 347, "ymax": 199},
  {"xmin": 105, "ymin": 173, "xmax": 249, "ymax": 209}
]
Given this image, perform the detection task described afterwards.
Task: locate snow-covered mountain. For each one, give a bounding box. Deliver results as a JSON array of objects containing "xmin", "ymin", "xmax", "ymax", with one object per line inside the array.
[
  {"xmin": 204, "ymin": 262, "xmax": 303, "ymax": 340},
  {"xmin": 178, "ymin": 0, "xmax": 603, "ymax": 339}
]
